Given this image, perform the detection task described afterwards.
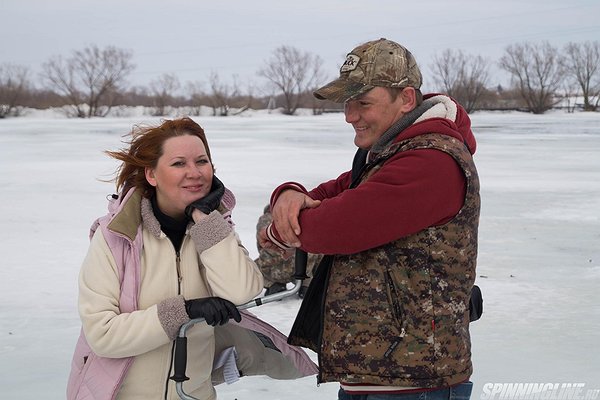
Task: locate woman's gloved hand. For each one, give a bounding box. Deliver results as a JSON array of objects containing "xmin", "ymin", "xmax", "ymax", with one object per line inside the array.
[
  {"xmin": 185, "ymin": 176, "xmax": 225, "ymax": 218},
  {"xmin": 184, "ymin": 297, "xmax": 241, "ymax": 326}
]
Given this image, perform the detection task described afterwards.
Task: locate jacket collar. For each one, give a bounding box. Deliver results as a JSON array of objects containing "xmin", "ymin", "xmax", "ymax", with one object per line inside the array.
[
  {"xmin": 106, "ymin": 188, "xmax": 143, "ymax": 242},
  {"xmin": 105, "ymin": 188, "xmax": 169, "ymax": 241},
  {"xmin": 369, "ymin": 94, "xmax": 475, "ymax": 162}
]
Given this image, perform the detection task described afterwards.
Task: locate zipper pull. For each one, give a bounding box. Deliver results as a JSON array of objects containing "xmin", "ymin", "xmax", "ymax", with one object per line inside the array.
[{"xmin": 176, "ymin": 252, "xmax": 183, "ymax": 284}]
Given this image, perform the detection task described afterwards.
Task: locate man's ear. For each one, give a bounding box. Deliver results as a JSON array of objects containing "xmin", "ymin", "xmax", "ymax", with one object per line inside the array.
[
  {"xmin": 145, "ymin": 167, "xmax": 157, "ymax": 187},
  {"xmin": 399, "ymin": 87, "xmax": 417, "ymax": 112}
]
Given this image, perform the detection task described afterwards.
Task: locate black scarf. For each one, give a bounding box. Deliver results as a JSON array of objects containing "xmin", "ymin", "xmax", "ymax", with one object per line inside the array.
[{"xmin": 150, "ymin": 196, "xmax": 189, "ymax": 251}]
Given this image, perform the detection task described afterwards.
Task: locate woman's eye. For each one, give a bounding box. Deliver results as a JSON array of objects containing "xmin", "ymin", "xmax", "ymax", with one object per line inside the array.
[
  {"xmin": 172, "ymin": 161, "xmax": 185, "ymax": 167},
  {"xmin": 196, "ymin": 159, "xmax": 208, "ymax": 165}
]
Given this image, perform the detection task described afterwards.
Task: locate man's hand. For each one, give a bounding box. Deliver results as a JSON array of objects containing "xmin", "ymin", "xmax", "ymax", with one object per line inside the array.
[{"xmin": 271, "ymin": 190, "xmax": 321, "ymax": 247}]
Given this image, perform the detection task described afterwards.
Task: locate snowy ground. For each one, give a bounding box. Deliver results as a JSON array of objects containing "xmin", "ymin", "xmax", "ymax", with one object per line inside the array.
[{"xmin": 0, "ymin": 110, "xmax": 599, "ymax": 399}]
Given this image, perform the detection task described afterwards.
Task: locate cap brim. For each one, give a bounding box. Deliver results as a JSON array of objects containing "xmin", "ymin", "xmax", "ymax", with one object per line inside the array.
[{"xmin": 313, "ymin": 77, "xmax": 374, "ymax": 103}]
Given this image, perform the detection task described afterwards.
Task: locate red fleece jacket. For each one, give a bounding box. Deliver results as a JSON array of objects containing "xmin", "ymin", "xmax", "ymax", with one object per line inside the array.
[{"xmin": 270, "ymin": 95, "xmax": 476, "ymax": 256}]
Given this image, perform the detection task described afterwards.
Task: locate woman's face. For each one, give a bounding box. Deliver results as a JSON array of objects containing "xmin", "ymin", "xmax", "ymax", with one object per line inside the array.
[{"xmin": 145, "ymin": 134, "xmax": 213, "ymax": 219}]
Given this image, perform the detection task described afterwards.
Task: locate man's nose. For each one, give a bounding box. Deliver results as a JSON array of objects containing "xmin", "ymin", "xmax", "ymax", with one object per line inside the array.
[{"xmin": 344, "ymin": 103, "xmax": 359, "ymax": 123}]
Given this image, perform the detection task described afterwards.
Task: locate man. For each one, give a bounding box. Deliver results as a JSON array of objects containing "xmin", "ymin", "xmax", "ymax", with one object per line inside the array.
[
  {"xmin": 255, "ymin": 204, "xmax": 321, "ymax": 297},
  {"xmin": 260, "ymin": 38, "xmax": 480, "ymax": 399}
]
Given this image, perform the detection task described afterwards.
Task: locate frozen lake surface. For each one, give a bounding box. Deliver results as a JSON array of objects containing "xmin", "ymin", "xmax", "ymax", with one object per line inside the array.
[{"xmin": 1, "ymin": 110, "xmax": 599, "ymax": 399}]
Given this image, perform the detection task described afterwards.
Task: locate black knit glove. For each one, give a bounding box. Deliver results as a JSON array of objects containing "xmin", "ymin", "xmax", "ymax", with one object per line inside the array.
[
  {"xmin": 185, "ymin": 176, "xmax": 225, "ymax": 218},
  {"xmin": 184, "ymin": 297, "xmax": 241, "ymax": 326}
]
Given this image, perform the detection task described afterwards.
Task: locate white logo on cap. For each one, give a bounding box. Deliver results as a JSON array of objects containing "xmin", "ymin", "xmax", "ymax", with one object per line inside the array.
[{"xmin": 340, "ymin": 54, "xmax": 360, "ymax": 73}]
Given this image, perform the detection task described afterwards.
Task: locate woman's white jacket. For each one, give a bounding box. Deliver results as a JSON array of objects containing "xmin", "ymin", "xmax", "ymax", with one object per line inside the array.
[{"xmin": 76, "ymin": 188, "xmax": 263, "ymax": 399}]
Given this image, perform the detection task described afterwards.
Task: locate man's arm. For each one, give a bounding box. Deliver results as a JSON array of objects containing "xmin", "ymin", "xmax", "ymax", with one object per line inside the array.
[
  {"xmin": 269, "ymin": 189, "xmax": 321, "ymax": 247},
  {"xmin": 267, "ymin": 149, "xmax": 466, "ymax": 255}
]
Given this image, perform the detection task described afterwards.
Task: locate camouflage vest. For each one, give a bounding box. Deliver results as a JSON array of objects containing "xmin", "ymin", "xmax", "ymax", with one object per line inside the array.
[{"xmin": 320, "ymin": 133, "xmax": 480, "ymax": 388}]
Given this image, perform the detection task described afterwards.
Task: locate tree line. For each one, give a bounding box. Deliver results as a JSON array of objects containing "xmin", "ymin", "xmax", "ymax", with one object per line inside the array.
[{"xmin": 1, "ymin": 40, "xmax": 599, "ymax": 118}]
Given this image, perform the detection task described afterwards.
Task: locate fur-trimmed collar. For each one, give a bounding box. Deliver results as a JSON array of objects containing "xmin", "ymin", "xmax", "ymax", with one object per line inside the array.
[{"xmin": 415, "ymin": 94, "xmax": 457, "ymax": 124}]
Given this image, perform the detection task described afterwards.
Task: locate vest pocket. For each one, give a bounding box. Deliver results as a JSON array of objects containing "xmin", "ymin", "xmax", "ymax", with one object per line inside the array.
[
  {"xmin": 67, "ymin": 346, "xmax": 94, "ymax": 400},
  {"xmin": 383, "ymin": 268, "xmax": 408, "ymax": 360},
  {"xmin": 384, "ymin": 268, "xmax": 404, "ymax": 327},
  {"xmin": 384, "ymin": 265, "xmax": 436, "ymax": 372}
]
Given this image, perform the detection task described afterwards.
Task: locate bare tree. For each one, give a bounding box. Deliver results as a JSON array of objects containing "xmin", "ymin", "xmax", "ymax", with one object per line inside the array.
[
  {"xmin": 186, "ymin": 81, "xmax": 207, "ymax": 116},
  {"xmin": 560, "ymin": 79, "xmax": 580, "ymax": 114},
  {"xmin": 119, "ymin": 86, "xmax": 154, "ymax": 107},
  {"xmin": 258, "ymin": 45, "xmax": 324, "ymax": 115},
  {"xmin": 562, "ymin": 41, "xmax": 600, "ymax": 111},
  {"xmin": 149, "ymin": 73, "xmax": 181, "ymax": 116},
  {"xmin": 430, "ymin": 49, "xmax": 490, "ymax": 113},
  {"xmin": 234, "ymin": 82, "xmax": 261, "ymax": 114},
  {"xmin": 207, "ymin": 72, "xmax": 239, "ymax": 116},
  {"xmin": 0, "ymin": 63, "xmax": 30, "ymax": 118},
  {"xmin": 499, "ymin": 42, "xmax": 563, "ymax": 114},
  {"xmin": 41, "ymin": 44, "xmax": 135, "ymax": 118}
]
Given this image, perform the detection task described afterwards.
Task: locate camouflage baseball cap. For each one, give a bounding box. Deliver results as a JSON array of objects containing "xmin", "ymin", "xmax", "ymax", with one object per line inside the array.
[{"xmin": 314, "ymin": 38, "xmax": 422, "ymax": 103}]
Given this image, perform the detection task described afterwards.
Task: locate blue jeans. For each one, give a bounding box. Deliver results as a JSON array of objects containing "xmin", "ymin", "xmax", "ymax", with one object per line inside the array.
[{"xmin": 338, "ymin": 382, "xmax": 473, "ymax": 400}]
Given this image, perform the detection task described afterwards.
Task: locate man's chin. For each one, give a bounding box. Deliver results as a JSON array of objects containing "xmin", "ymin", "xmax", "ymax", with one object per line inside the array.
[{"xmin": 354, "ymin": 138, "xmax": 372, "ymax": 150}]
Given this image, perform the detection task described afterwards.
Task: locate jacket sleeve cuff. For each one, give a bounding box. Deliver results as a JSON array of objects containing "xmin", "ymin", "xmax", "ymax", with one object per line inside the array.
[
  {"xmin": 266, "ymin": 223, "xmax": 294, "ymax": 251},
  {"xmin": 157, "ymin": 295, "xmax": 190, "ymax": 340},
  {"xmin": 269, "ymin": 182, "xmax": 308, "ymax": 209},
  {"xmin": 189, "ymin": 210, "xmax": 233, "ymax": 253}
]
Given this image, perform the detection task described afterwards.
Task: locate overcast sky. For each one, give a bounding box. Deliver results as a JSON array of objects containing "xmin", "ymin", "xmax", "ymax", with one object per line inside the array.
[{"xmin": 2, "ymin": 0, "xmax": 599, "ymax": 92}]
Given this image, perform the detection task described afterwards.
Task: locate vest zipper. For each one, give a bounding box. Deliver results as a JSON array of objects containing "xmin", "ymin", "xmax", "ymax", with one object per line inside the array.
[
  {"xmin": 384, "ymin": 268, "xmax": 407, "ymax": 358},
  {"xmin": 385, "ymin": 269, "xmax": 404, "ymax": 324}
]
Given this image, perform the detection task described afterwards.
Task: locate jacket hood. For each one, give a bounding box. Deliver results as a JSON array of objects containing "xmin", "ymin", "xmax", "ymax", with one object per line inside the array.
[{"xmin": 395, "ymin": 93, "xmax": 477, "ymax": 155}]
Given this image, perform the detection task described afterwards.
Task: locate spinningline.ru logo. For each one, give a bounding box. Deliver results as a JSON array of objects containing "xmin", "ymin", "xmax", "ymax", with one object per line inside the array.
[{"xmin": 481, "ymin": 383, "xmax": 600, "ymax": 400}]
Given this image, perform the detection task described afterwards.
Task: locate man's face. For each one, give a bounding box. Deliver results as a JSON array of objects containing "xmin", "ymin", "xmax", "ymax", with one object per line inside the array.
[{"xmin": 344, "ymin": 87, "xmax": 412, "ymax": 149}]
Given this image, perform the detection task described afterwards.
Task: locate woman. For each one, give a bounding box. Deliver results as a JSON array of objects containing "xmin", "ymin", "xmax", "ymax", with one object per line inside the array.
[{"xmin": 67, "ymin": 117, "xmax": 264, "ymax": 400}]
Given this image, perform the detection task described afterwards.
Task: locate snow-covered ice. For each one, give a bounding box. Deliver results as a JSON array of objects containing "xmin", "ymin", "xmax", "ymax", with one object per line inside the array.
[{"xmin": 1, "ymin": 109, "xmax": 599, "ymax": 399}]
